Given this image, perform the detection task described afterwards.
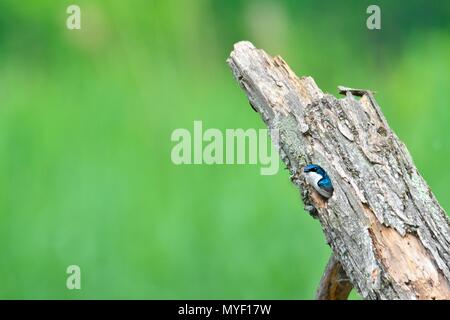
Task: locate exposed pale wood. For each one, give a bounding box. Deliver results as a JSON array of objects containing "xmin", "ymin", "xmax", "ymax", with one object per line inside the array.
[{"xmin": 227, "ymin": 41, "xmax": 450, "ymax": 300}]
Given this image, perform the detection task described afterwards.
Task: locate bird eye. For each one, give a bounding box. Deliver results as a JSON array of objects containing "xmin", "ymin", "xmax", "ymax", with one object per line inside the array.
[{"xmin": 304, "ymin": 165, "xmax": 320, "ymax": 173}]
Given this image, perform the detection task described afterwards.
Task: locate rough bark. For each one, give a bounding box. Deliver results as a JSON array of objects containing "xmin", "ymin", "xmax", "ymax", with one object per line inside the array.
[{"xmin": 227, "ymin": 41, "xmax": 450, "ymax": 300}]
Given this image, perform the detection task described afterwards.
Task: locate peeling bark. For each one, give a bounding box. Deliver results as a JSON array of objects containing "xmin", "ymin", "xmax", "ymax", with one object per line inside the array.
[{"xmin": 227, "ymin": 41, "xmax": 450, "ymax": 300}]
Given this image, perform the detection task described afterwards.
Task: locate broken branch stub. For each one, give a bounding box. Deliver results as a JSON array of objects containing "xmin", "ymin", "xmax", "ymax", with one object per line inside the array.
[
  {"xmin": 227, "ymin": 41, "xmax": 450, "ymax": 300},
  {"xmin": 316, "ymin": 254, "xmax": 352, "ymax": 300}
]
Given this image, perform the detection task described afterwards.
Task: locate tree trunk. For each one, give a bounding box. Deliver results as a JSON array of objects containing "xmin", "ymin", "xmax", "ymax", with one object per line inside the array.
[{"xmin": 227, "ymin": 41, "xmax": 450, "ymax": 300}]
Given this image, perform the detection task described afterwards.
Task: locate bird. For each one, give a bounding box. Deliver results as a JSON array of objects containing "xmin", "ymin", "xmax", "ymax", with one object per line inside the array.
[{"xmin": 303, "ymin": 164, "xmax": 334, "ymax": 198}]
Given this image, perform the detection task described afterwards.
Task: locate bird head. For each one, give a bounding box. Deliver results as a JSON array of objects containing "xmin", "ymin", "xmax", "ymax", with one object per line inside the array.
[
  {"xmin": 303, "ymin": 164, "xmax": 334, "ymax": 198},
  {"xmin": 303, "ymin": 164, "xmax": 326, "ymax": 177}
]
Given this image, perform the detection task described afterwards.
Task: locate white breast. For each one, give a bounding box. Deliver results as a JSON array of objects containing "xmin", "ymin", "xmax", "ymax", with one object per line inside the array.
[{"xmin": 304, "ymin": 171, "xmax": 331, "ymax": 198}]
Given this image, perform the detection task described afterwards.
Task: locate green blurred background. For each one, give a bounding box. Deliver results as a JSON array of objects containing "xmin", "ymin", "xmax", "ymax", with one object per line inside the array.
[{"xmin": 0, "ymin": 0, "xmax": 449, "ymax": 299}]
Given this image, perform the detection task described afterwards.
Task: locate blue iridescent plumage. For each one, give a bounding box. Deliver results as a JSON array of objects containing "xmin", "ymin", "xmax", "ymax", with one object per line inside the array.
[{"xmin": 303, "ymin": 164, "xmax": 334, "ymax": 198}]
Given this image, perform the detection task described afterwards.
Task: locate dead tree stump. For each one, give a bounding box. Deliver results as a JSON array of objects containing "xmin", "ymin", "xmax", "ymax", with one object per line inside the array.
[{"xmin": 227, "ymin": 41, "xmax": 450, "ymax": 300}]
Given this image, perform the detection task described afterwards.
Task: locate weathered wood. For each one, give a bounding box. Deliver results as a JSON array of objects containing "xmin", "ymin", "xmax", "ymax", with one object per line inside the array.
[
  {"xmin": 227, "ymin": 41, "xmax": 450, "ymax": 300},
  {"xmin": 316, "ymin": 254, "xmax": 352, "ymax": 300},
  {"xmin": 337, "ymin": 86, "xmax": 376, "ymax": 97}
]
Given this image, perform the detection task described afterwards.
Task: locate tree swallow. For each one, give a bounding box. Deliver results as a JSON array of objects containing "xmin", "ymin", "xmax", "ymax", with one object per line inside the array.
[{"xmin": 303, "ymin": 164, "xmax": 334, "ymax": 198}]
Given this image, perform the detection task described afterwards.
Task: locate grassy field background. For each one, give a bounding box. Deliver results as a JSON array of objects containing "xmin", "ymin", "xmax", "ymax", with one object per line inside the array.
[{"xmin": 0, "ymin": 0, "xmax": 449, "ymax": 298}]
